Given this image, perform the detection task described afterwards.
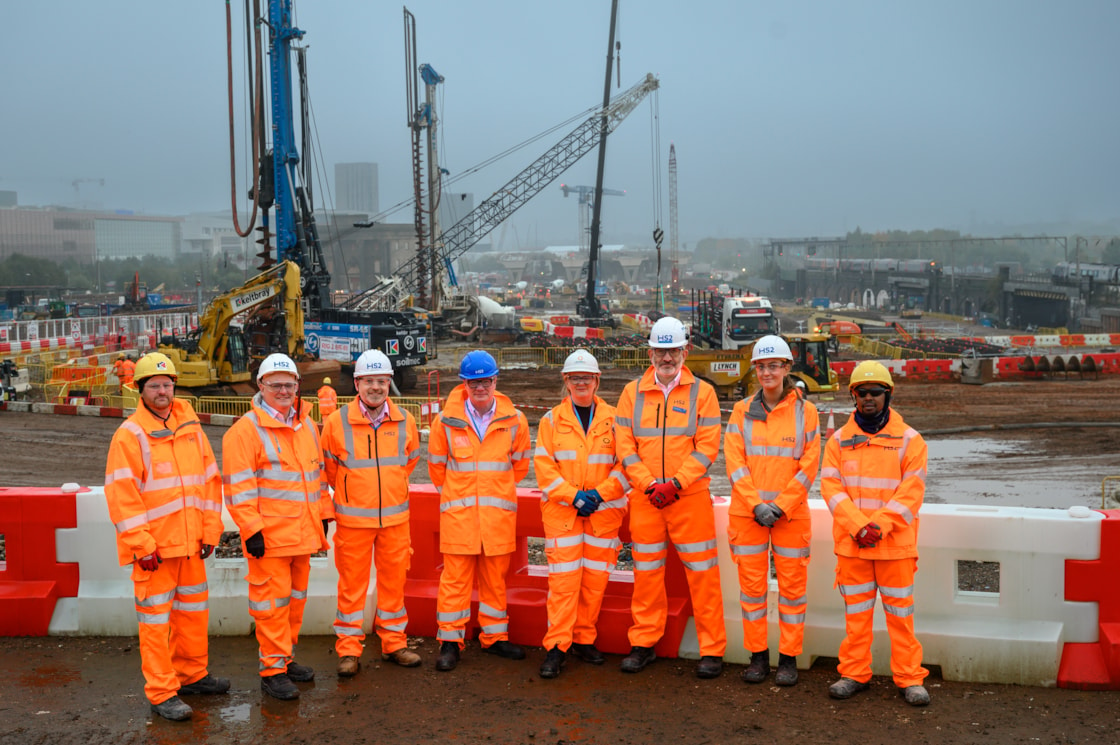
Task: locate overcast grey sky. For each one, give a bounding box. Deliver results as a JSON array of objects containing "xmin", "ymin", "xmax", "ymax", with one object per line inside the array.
[{"xmin": 3, "ymin": 1, "xmax": 1117, "ymax": 249}]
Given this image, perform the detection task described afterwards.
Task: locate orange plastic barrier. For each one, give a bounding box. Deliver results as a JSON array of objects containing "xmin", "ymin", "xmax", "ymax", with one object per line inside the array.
[
  {"xmin": 0, "ymin": 488, "xmax": 81, "ymax": 636},
  {"xmin": 404, "ymin": 485, "xmax": 693, "ymax": 656},
  {"xmin": 904, "ymin": 359, "xmax": 953, "ymax": 381},
  {"xmin": 829, "ymin": 361, "xmax": 857, "ymax": 377}
]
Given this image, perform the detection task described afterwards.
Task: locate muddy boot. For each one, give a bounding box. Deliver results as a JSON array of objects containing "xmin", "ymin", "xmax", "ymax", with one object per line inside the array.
[
  {"xmin": 261, "ymin": 673, "xmax": 300, "ymax": 700},
  {"xmin": 901, "ymin": 685, "xmax": 931, "ymax": 706},
  {"xmin": 539, "ymin": 647, "xmax": 566, "ymax": 679},
  {"xmin": 151, "ymin": 695, "xmax": 192, "ymax": 721},
  {"xmin": 774, "ymin": 654, "xmax": 799, "ymax": 686},
  {"xmin": 337, "ymin": 656, "xmax": 360, "ymax": 678},
  {"xmin": 178, "ymin": 674, "xmax": 230, "ymax": 696},
  {"xmin": 286, "ymin": 661, "xmax": 315, "ymax": 682},
  {"xmin": 740, "ymin": 650, "xmax": 770, "ymax": 684},
  {"xmin": 620, "ymin": 646, "xmax": 656, "ymax": 673},
  {"xmin": 829, "ymin": 677, "xmax": 870, "ymax": 699}
]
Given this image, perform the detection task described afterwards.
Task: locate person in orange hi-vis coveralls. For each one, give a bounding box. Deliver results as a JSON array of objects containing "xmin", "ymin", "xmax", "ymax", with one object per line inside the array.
[
  {"xmin": 120, "ymin": 355, "xmax": 136, "ymax": 388},
  {"xmin": 104, "ymin": 352, "xmax": 229, "ymax": 722},
  {"xmin": 724, "ymin": 335, "xmax": 820, "ymax": 687},
  {"xmin": 428, "ymin": 350, "xmax": 531, "ymax": 672},
  {"xmin": 533, "ymin": 349, "xmax": 630, "ymax": 679},
  {"xmin": 321, "ymin": 350, "xmax": 422, "ymax": 678},
  {"xmin": 223, "ymin": 353, "xmax": 332, "ymax": 701},
  {"xmin": 112, "ymin": 353, "xmax": 129, "ymax": 393},
  {"xmin": 317, "ymin": 376, "xmax": 338, "ymax": 422},
  {"xmin": 821, "ymin": 360, "xmax": 931, "ymax": 707},
  {"xmin": 614, "ymin": 317, "xmax": 727, "ymax": 679}
]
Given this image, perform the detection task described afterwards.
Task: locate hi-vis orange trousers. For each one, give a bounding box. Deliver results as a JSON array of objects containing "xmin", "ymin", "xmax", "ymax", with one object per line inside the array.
[
  {"xmin": 332, "ymin": 523, "xmax": 412, "ymax": 658},
  {"xmin": 132, "ymin": 555, "xmax": 210, "ymax": 704},
  {"xmin": 436, "ymin": 553, "xmax": 512, "ymax": 649},
  {"xmin": 541, "ymin": 518, "xmax": 622, "ymax": 651},
  {"xmin": 246, "ymin": 555, "xmax": 311, "ymax": 677},
  {"xmin": 628, "ymin": 493, "xmax": 726, "ymax": 657},
  {"xmin": 835, "ymin": 555, "xmax": 928, "ymax": 687}
]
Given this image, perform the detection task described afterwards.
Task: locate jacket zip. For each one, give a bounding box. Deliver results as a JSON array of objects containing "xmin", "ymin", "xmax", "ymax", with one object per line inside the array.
[
  {"xmin": 371, "ymin": 431, "xmax": 383, "ymax": 526},
  {"xmin": 657, "ymin": 401, "xmax": 665, "ymax": 483}
]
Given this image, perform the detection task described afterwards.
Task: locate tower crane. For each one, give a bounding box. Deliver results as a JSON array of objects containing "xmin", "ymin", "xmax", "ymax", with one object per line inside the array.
[{"xmin": 559, "ymin": 184, "xmax": 625, "ymax": 253}]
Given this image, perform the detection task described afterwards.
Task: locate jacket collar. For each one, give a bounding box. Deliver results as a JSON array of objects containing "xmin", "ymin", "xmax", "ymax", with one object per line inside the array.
[
  {"xmin": 638, "ymin": 363, "xmax": 695, "ymax": 392},
  {"xmin": 445, "ymin": 383, "xmax": 518, "ymax": 422}
]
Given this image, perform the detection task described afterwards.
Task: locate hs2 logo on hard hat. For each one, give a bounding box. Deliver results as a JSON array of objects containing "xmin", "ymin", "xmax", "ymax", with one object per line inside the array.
[
  {"xmin": 758, "ymin": 345, "xmax": 776, "ymax": 355},
  {"xmin": 275, "ymin": 359, "xmax": 291, "ymax": 369},
  {"xmin": 657, "ymin": 334, "xmax": 675, "ymax": 344}
]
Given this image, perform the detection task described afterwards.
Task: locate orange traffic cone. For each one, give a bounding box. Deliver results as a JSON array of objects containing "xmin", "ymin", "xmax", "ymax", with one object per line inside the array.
[{"xmin": 825, "ymin": 409, "xmax": 836, "ymax": 440}]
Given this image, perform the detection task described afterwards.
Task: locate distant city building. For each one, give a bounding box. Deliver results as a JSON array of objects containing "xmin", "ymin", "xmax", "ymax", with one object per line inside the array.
[
  {"xmin": 0, "ymin": 206, "xmax": 182, "ymax": 264},
  {"xmin": 335, "ymin": 163, "xmax": 379, "ymax": 214}
]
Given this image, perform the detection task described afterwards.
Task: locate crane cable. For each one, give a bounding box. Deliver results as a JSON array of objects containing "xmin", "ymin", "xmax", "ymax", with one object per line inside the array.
[
  {"xmin": 226, "ymin": 0, "xmax": 264, "ymax": 239},
  {"xmin": 648, "ymin": 89, "xmax": 664, "ymax": 310}
]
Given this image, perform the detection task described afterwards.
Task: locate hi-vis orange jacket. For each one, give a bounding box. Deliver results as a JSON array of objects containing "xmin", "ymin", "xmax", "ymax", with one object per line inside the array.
[
  {"xmin": 614, "ymin": 365, "xmax": 722, "ymax": 497},
  {"xmin": 821, "ymin": 410, "xmax": 928, "ymax": 559},
  {"xmin": 321, "ymin": 399, "xmax": 420, "ymax": 528},
  {"xmin": 105, "ymin": 398, "xmax": 223, "ymax": 566},
  {"xmin": 317, "ymin": 385, "xmax": 338, "ymax": 420},
  {"xmin": 725, "ymin": 389, "xmax": 820, "ymax": 519},
  {"xmin": 534, "ymin": 395, "xmax": 629, "ymax": 536},
  {"xmin": 428, "ymin": 385, "xmax": 531, "ymax": 555},
  {"xmin": 120, "ymin": 358, "xmax": 136, "ymax": 386},
  {"xmin": 222, "ymin": 394, "xmax": 331, "ymax": 557}
]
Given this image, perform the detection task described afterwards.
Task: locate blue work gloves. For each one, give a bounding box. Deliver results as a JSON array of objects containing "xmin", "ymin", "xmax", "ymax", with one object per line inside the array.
[
  {"xmin": 753, "ymin": 502, "xmax": 784, "ymax": 528},
  {"xmin": 573, "ymin": 489, "xmax": 603, "ymax": 517}
]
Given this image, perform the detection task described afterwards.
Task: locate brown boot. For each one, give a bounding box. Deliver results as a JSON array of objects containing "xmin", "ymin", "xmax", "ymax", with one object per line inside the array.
[
  {"xmin": 337, "ymin": 656, "xmax": 360, "ymax": 678},
  {"xmin": 382, "ymin": 648, "xmax": 422, "ymax": 667}
]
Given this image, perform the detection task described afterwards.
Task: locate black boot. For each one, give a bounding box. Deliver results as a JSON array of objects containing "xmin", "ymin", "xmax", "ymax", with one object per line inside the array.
[
  {"xmin": 260, "ymin": 673, "xmax": 300, "ymax": 700},
  {"xmin": 436, "ymin": 641, "xmax": 460, "ymax": 672},
  {"xmin": 775, "ymin": 653, "xmax": 799, "ymax": 686},
  {"xmin": 740, "ymin": 650, "xmax": 770, "ymax": 684},
  {"xmin": 539, "ymin": 647, "xmax": 566, "ymax": 679},
  {"xmin": 620, "ymin": 646, "xmax": 656, "ymax": 673},
  {"xmin": 570, "ymin": 642, "xmax": 605, "ymax": 665}
]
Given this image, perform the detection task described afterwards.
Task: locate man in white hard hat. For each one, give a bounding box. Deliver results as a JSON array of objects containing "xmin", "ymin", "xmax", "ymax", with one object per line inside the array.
[
  {"xmin": 223, "ymin": 353, "xmax": 332, "ymax": 701},
  {"xmin": 321, "ymin": 349, "xmax": 423, "ymax": 677},
  {"xmin": 614, "ymin": 316, "xmax": 727, "ymax": 679}
]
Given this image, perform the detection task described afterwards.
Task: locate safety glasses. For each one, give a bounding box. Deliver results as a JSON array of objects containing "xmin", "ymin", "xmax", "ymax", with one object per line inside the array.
[
  {"xmin": 465, "ymin": 378, "xmax": 496, "ymax": 389},
  {"xmin": 854, "ymin": 386, "xmax": 889, "ymax": 398}
]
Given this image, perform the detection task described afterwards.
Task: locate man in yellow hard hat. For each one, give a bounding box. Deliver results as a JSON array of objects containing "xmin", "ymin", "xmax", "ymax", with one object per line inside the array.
[
  {"xmin": 104, "ymin": 353, "xmax": 228, "ymax": 721},
  {"xmin": 317, "ymin": 376, "xmax": 338, "ymax": 422}
]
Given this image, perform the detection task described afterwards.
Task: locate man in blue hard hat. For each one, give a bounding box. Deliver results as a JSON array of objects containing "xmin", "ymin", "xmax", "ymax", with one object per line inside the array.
[{"xmin": 428, "ymin": 350, "xmax": 532, "ymax": 671}]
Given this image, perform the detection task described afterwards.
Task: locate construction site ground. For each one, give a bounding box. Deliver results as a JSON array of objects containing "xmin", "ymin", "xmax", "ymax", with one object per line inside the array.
[{"xmin": 2, "ymin": 372, "xmax": 1119, "ymax": 744}]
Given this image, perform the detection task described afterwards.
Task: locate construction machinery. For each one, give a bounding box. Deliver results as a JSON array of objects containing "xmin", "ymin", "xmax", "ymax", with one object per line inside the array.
[
  {"xmin": 693, "ymin": 291, "xmax": 780, "ymax": 350},
  {"xmin": 560, "ymin": 184, "xmax": 626, "ymax": 254}
]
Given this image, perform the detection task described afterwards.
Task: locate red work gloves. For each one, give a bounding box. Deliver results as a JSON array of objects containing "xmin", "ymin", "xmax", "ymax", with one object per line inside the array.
[
  {"xmin": 854, "ymin": 523, "xmax": 882, "ymax": 548},
  {"xmin": 136, "ymin": 548, "xmax": 163, "ymax": 571},
  {"xmin": 199, "ymin": 543, "xmax": 214, "ymax": 560},
  {"xmin": 646, "ymin": 480, "xmax": 680, "ymax": 510}
]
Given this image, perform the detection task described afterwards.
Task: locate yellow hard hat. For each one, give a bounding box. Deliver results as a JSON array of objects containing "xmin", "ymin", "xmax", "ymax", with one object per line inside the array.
[
  {"xmin": 117, "ymin": 353, "xmax": 126, "ymax": 360},
  {"xmin": 323, "ymin": 376, "xmax": 332, "ymax": 385},
  {"xmin": 134, "ymin": 352, "xmax": 177, "ymax": 383},
  {"xmin": 848, "ymin": 360, "xmax": 893, "ymax": 391}
]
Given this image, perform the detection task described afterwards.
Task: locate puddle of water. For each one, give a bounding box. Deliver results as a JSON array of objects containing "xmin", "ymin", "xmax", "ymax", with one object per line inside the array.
[{"xmin": 219, "ymin": 702, "xmax": 253, "ymax": 723}]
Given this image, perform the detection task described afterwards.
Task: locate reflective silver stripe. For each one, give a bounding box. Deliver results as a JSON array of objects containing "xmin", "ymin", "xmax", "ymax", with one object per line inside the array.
[
  {"xmin": 610, "ymin": 471, "xmax": 631, "ymax": 492},
  {"xmin": 177, "ymin": 582, "xmax": 208, "ymax": 596},
  {"xmin": 689, "ymin": 450, "xmax": 712, "ymax": 469},
  {"xmin": 584, "ymin": 534, "xmax": 621, "ymax": 550},
  {"xmin": 534, "ymin": 446, "xmax": 550, "ymax": 458},
  {"xmin": 744, "ymin": 445, "xmax": 797, "ymax": 458},
  {"xmin": 632, "ymin": 541, "xmax": 667, "ymax": 553},
  {"xmin": 794, "ymin": 471, "xmax": 812, "ymax": 489},
  {"xmin": 730, "ymin": 542, "xmax": 768, "ymax": 556},
  {"xmin": 630, "ymin": 383, "xmax": 700, "ymax": 437},
  {"xmin": 634, "ymin": 559, "xmax": 666, "ymax": 571},
  {"xmin": 257, "ymin": 487, "xmax": 307, "ymax": 502},
  {"xmin": 726, "ymin": 421, "xmax": 741, "ymax": 435},
  {"xmin": 225, "ymin": 468, "xmax": 256, "ymax": 485},
  {"xmin": 261, "ymin": 657, "xmax": 287, "ymax": 671},
  {"xmin": 479, "ymin": 602, "xmax": 506, "ymax": 619},
  {"xmin": 172, "ymin": 600, "xmax": 207, "ymax": 612},
  {"xmin": 275, "ymin": 596, "xmax": 291, "ymax": 608},
  {"xmin": 553, "ymin": 450, "xmax": 578, "ymax": 461},
  {"xmin": 478, "ymin": 496, "xmax": 517, "ymax": 511},
  {"xmin": 779, "ymin": 611, "xmax": 806, "ymax": 624},
  {"xmin": 820, "ymin": 467, "xmax": 841, "ymax": 479},
  {"xmin": 758, "ymin": 490, "xmax": 780, "ymax": 501},
  {"xmin": 885, "ymin": 499, "xmax": 915, "ymax": 524},
  {"xmin": 381, "ymin": 621, "xmax": 408, "ymax": 632},
  {"xmin": 826, "ymin": 492, "xmax": 850, "ymax": 513},
  {"xmin": 846, "ymin": 599, "xmax": 876, "ymax": 614},
  {"xmin": 546, "ymin": 534, "xmax": 584, "ymax": 549},
  {"xmin": 879, "ymin": 584, "xmax": 915, "ymax": 599},
  {"xmin": 438, "ymin": 629, "xmax": 465, "ymax": 640},
  {"xmin": 740, "ymin": 590, "xmax": 766, "ymax": 603},
  {"xmin": 334, "ymin": 626, "xmax": 363, "ymax": 636},
  {"xmin": 258, "ymin": 469, "xmax": 304, "ymax": 483},
  {"xmin": 772, "ymin": 545, "xmax": 810, "ymax": 559},
  {"xmin": 674, "ymin": 538, "xmax": 716, "ymax": 554},
  {"xmin": 541, "ymin": 477, "xmax": 566, "ymax": 497},
  {"xmin": 441, "ymin": 416, "xmax": 468, "ymax": 428},
  {"xmin": 144, "ymin": 473, "xmax": 208, "ymax": 491},
  {"xmin": 622, "ymin": 454, "xmax": 642, "ymax": 467},
  {"xmin": 839, "ymin": 581, "xmax": 877, "ymax": 596},
  {"xmin": 883, "ymin": 603, "xmax": 915, "ymax": 618},
  {"xmin": 856, "ymin": 497, "xmax": 886, "ymax": 510},
  {"xmin": 135, "ymin": 590, "xmax": 175, "ymax": 608},
  {"xmin": 682, "ymin": 557, "xmax": 718, "ymax": 572},
  {"xmin": 335, "ymin": 501, "xmax": 410, "ymax": 518},
  {"xmin": 600, "ymin": 495, "xmax": 628, "ymax": 511},
  {"xmin": 729, "ymin": 466, "xmax": 751, "ymax": 484},
  {"xmin": 903, "ymin": 468, "xmax": 927, "ymax": 482},
  {"xmin": 438, "ymin": 609, "xmax": 470, "ymax": 622},
  {"xmin": 743, "ymin": 608, "xmax": 767, "ymax": 621},
  {"xmin": 614, "ymin": 416, "xmax": 632, "ymax": 428},
  {"xmin": 847, "ymin": 476, "xmax": 901, "ymax": 490},
  {"xmin": 582, "ymin": 558, "xmax": 614, "ymax": 572},
  {"xmin": 481, "ymin": 623, "xmax": 508, "ymax": 634},
  {"xmin": 248, "ymin": 599, "xmax": 272, "ymax": 611},
  {"xmin": 429, "ymin": 453, "xmax": 448, "ymax": 464},
  {"xmin": 448, "ymin": 460, "xmax": 513, "ymax": 473},
  {"xmin": 105, "ymin": 467, "xmax": 139, "ymax": 488},
  {"xmin": 697, "ymin": 416, "xmax": 721, "ymax": 427},
  {"xmin": 245, "ymin": 411, "xmax": 282, "ymax": 470},
  {"xmin": 185, "ymin": 495, "xmax": 222, "ymax": 514},
  {"xmin": 336, "ymin": 610, "xmax": 363, "ymax": 623},
  {"xmin": 290, "ymin": 589, "xmax": 307, "ymax": 600},
  {"xmin": 377, "ymin": 607, "xmax": 407, "ymax": 620},
  {"xmin": 779, "ymin": 593, "xmax": 807, "ymax": 605},
  {"xmin": 793, "ymin": 398, "xmax": 805, "ymax": 459},
  {"xmin": 587, "ymin": 454, "xmax": 615, "ymax": 465},
  {"xmin": 115, "ymin": 497, "xmax": 186, "ymax": 533},
  {"xmin": 227, "ymin": 487, "xmax": 260, "ymax": 507},
  {"xmin": 137, "ymin": 611, "xmax": 170, "ymax": 624},
  {"xmin": 440, "ymin": 497, "xmax": 476, "ymax": 512},
  {"xmin": 549, "ymin": 560, "xmax": 582, "ymax": 573},
  {"xmin": 511, "ymin": 449, "xmax": 531, "ymax": 462}
]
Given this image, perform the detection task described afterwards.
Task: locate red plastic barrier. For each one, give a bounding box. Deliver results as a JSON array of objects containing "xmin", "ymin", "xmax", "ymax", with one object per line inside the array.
[
  {"xmin": 1111, "ymin": 334, "xmax": 1120, "ymax": 346},
  {"xmin": 903, "ymin": 359, "xmax": 953, "ymax": 381},
  {"xmin": 829, "ymin": 361, "xmax": 857, "ymax": 377},
  {"xmin": 1009, "ymin": 335, "xmax": 1036, "ymax": 347},
  {"xmin": 994, "ymin": 357, "xmax": 1027, "ymax": 378},
  {"xmin": 0, "ymin": 488, "xmax": 81, "ymax": 636},
  {"xmin": 1060, "ymin": 510, "xmax": 1120, "ymax": 689},
  {"xmin": 404, "ymin": 485, "xmax": 693, "ymax": 656},
  {"xmin": 1060, "ymin": 334, "xmax": 1086, "ymax": 347}
]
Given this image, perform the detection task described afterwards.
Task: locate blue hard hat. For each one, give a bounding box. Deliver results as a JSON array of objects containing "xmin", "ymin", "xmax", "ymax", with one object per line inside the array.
[{"xmin": 459, "ymin": 350, "xmax": 499, "ymax": 380}]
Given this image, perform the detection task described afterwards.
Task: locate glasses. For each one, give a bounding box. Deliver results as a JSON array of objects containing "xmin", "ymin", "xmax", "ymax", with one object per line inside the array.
[
  {"xmin": 854, "ymin": 386, "xmax": 889, "ymax": 398},
  {"xmin": 651, "ymin": 348, "xmax": 684, "ymax": 359},
  {"xmin": 465, "ymin": 378, "xmax": 496, "ymax": 389},
  {"xmin": 261, "ymin": 382, "xmax": 299, "ymax": 392},
  {"xmin": 754, "ymin": 362, "xmax": 788, "ymax": 373},
  {"xmin": 566, "ymin": 375, "xmax": 596, "ymax": 384}
]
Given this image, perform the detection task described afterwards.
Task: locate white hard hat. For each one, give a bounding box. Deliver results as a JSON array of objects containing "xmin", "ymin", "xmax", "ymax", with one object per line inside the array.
[
  {"xmin": 561, "ymin": 348, "xmax": 601, "ymax": 375},
  {"xmin": 257, "ymin": 353, "xmax": 300, "ymax": 381},
  {"xmin": 649, "ymin": 316, "xmax": 689, "ymax": 348},
  {"xmin": 751, "ymin": 335, "xmax": 793, "ymax": 363},
  {"xmin": 354, "ymin": 349, "xmax": 394, "ymax": 377}
]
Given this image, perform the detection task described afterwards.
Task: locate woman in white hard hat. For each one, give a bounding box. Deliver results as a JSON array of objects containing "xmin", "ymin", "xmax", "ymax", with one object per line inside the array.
[
  {"xmin": 724, "ymin": 335, "xmax": 821, "ymax": 687},
  {"xmin": 533, "ymin": 348, "xmax": 629, "ymax": 679}
]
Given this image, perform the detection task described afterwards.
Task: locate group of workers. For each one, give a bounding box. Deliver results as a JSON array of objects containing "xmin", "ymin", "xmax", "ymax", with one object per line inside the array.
[{"xmin": 104, "ymin": 314, "xmax": 930, "ymax": 722}]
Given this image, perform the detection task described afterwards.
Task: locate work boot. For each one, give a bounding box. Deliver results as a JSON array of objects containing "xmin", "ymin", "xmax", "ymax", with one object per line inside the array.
[
  {"xmin": 286, "ymin": 661, "xmax": 315, "ymax": 682},
  {"xmin": 539, "ymin": 647, "xmax": 566, "ymax": 679},
  {"xmin": 436, "ymin": 641, "xmax": 460, "ymax": 672},
  {"xmin": 696, "ymin": 655, "xmax": 724, "ymax": 679},
  {"xmin": 260, "ymin": 674, "xmax": 300, "ymax": 701},
  {"xmin": 740, "ymin": 650, "xmax": 770, "ymax": 684},
  {"xmin": 150, "ymin": 695, "xmax": 193, "ymax": 721},
  {"xmin": 620, "ymin": 645, "xmax": 656, "ymax": 673},
  {"xmin": 484, "ymin": 640, "xmax": 526, "ymax": 660},
  {"xmin": 829, "ymin": 677, "xmax": 870, "ymax": 700},
  {"xmin": 570, "ymin": 642, "xmax": 605, "ymax": 665},
  {"xmin": 337, "ymin": 655, "xmax": 360, "ymax": 678},
  {"xmin": 901, "ymin": 685, "xmax": 931, "ymax": 707},
  {"xmin": 775, "ymin": 654, "xmax": 799, "ymax": 686},
  {"xmin": 382, "ymin": 648, "xmax": 422, "ymax": 667},
  {"xmin": 178, "ymin": 673, "xmax": 230, "ymax": 696}
]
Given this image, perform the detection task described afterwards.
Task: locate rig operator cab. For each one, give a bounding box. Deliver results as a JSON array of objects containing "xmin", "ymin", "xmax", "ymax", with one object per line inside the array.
[{"xmin": 694, "ymin": 292, "xmax": 780, "ymax": 351}]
